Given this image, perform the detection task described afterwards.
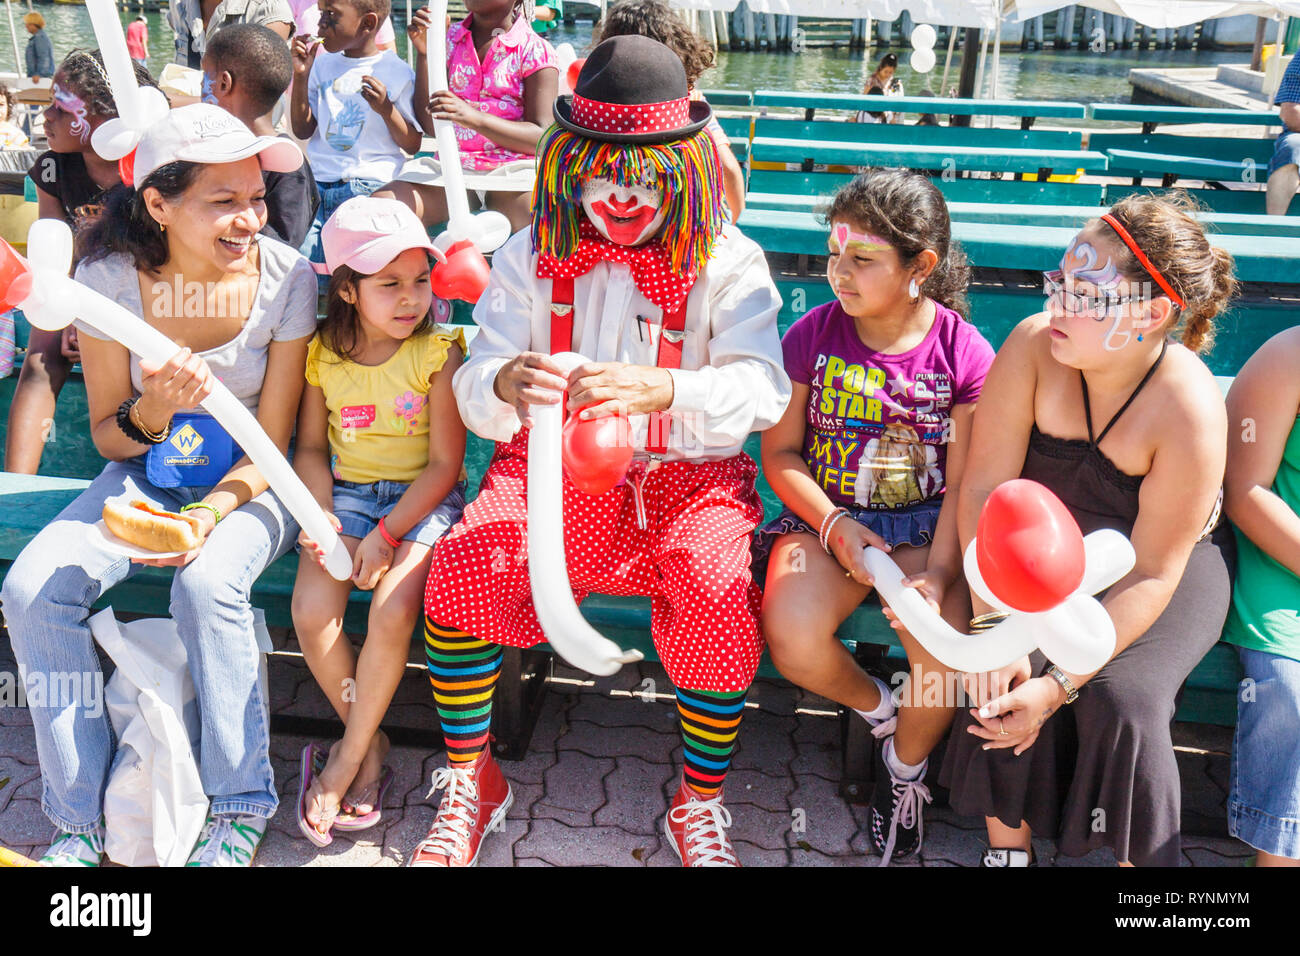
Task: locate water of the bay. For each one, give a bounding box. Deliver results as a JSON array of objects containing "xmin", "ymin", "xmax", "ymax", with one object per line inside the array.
[{"xmin": 0, "ymin": 6, "xmax": 1250, "ymax": 107}]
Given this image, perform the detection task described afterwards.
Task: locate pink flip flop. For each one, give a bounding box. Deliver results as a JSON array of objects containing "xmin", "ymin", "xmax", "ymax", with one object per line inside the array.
[
  {"xmin": 296, "ymin": 743, "xmax": 337, "ymax": 848},
  {"xmin": 333, "ymin": 766, "xmax": 395, "ymax": 832}
]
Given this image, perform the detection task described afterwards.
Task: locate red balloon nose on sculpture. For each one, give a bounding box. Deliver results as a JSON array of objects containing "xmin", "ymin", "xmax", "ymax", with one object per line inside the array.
[
  {"xmin": 429, "ymin": 239, "xmax": 489, "ymax": 304},
  {"xmin": 0, "ymin": 239, "xmax": 34, "ymax": 312},
  {"xmin": 562, "ymin": 406, "xmax": 634, "ymax": 496},
  {"xmin": 118, "ymin": 148, "xmax": 137, "ymax": 190},
  {"xmin": 975, "ymin": 479, "xmax": 1086, "ymax": 613}
]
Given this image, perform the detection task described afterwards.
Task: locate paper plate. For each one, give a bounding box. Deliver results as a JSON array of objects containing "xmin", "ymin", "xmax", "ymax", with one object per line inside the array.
[{"xmin": 89, "ymin": 519, "xmax": 188, "ymax": 560}]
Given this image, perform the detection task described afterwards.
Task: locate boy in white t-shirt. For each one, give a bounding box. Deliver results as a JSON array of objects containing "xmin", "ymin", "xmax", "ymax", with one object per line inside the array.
[{"xmin": 290, "ymin": 0, "xmax": 420, "ymax": 265}]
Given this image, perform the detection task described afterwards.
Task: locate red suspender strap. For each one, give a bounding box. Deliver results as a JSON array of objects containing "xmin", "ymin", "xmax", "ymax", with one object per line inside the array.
[
  {"xmin": 549, "ymin": 274, "xmax": 575, "ymax": 355},
  {"xmin": 646, "ymin": 300, "xmax": 688, "ymax": 458}
]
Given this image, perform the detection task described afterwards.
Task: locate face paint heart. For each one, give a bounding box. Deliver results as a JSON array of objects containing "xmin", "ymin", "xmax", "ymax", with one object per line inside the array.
[
  {"xmin": 562, "ymin": 406, "xmax": 634, "ymax": 496},
  {"xmin": 974, "ymin": 479, "xmax": 1086, "ymax": 613},
  {"xmin": 429, "ymin": 239, "xmax": 490, "ymax": 303}
]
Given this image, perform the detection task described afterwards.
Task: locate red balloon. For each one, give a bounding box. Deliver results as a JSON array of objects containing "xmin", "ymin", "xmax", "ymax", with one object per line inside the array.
[
  {"xmin": 0, "ymin": 239, "xmax": 33, "ymax": 312},
  {"xmin": 565, "ymin": 58, "xmax": 585, "ymax": 93},
  {"xmin": 429, "ymin": 238, "xmax": 491, "ymax": 303},
  {"xmin": 562, "ymin": 407, "xmax": 633, "ymax": 496},
  {"xmin": 975, "ymin": 479, "xmax": 1085, "ymax": 613},
  {"xmin": 117, "ymin": 148, "xmax": 136, "ymax": 189}
]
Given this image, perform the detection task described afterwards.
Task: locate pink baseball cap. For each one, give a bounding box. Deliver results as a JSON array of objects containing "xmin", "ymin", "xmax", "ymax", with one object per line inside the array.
[
  {"xmin": 321, "ymin": 197, "xmax": 441, "ymax": 276},
  {"xmin": 132, "ymin": 103, "xmax": 303, "ymax": 189}
]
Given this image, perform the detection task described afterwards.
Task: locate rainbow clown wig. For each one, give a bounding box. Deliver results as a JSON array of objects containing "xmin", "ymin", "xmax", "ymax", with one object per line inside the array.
[{"xmin": 531, "ymin": 35, "xmax": 728, "ymax": 281}]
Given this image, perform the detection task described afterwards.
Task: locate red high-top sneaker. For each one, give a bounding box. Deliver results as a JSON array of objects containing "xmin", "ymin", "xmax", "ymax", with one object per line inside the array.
[
  {"xmin": 664, "ymin": 776, "xmax": 741, "ymax": 867},
  {"xmin": 407, "ymin": 749, "xmax": 513, "ymax": 867}
]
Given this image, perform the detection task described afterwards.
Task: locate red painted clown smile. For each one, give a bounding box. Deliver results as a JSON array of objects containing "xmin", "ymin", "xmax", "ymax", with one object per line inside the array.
[{"xmin": 581, "ymin": 176, "xmax": 666, "ymax": 247}]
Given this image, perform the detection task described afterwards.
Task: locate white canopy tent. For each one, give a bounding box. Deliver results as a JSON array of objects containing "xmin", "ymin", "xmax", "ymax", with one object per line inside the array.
[
  {"xmin": 1007, "ymin": 2, "xmax": 1300, "ymax": 28},
  {"xmin": 669, "ymin": 1, "xmax": 1000, "ymax": 28}
]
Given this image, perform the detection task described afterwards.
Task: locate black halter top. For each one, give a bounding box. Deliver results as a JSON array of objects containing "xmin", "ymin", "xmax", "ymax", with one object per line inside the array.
[{"xmin": 1023, "ymin": 341, "xmax": 1167, "ymax": 538}]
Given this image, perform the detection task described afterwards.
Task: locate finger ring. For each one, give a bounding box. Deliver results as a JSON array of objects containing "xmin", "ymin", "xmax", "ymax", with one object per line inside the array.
[{"xmin": 999, "ymin": 718, "xmax": 1009, "ymax": 736}]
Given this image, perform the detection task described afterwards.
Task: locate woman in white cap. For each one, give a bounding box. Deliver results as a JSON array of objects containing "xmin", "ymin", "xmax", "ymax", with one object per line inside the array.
[{"xmin": 1, "ymin": 104, "xmax": 317, "ymax": 868}]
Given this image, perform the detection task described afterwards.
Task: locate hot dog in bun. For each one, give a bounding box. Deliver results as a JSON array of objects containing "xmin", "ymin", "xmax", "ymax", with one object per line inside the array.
[{"xmin": 102, "ymin": 499, "xmax": 205, "ymax": 553}]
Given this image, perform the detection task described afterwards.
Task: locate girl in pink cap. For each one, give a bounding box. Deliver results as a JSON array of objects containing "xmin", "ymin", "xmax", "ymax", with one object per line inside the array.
[{"xmin": 292, "ymin": 195, "xmax": 468, "ymax": 848}]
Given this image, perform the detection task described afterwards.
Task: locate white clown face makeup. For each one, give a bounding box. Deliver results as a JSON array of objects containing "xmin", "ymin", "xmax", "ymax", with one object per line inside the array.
[{"xmin": 580, "ymin": 175, "xmax": 667, "ymax": 247}]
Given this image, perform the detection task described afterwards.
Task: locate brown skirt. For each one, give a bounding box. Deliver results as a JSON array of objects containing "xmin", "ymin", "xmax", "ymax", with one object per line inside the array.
[{"xmin": 939, "ymin": 524, "xmax": 1235, "ymax": 866}]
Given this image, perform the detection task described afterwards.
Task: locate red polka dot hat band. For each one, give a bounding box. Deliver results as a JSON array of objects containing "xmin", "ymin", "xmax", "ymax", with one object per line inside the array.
[
  {"xmin": 570, "ymin": 93, "xmax": 692, "ymax": 137},
  {"xmin": 553, "ymin": 34, "xmax": 712, "ymax": 144}
]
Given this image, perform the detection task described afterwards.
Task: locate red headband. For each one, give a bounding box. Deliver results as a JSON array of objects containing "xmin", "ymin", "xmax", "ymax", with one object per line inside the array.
[{"xmin": 1100, "ymin": 213, "xmax": 1185, "ymax": 309}]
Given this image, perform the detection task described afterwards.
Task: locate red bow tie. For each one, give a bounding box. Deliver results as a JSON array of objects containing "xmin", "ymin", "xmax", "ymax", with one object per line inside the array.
[{"xmin": 537, "ymin": 220, "xmax": 695, "ymax": 314}]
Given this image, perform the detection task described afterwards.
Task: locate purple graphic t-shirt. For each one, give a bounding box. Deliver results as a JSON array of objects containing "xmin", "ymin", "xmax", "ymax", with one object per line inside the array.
[{"xmin": 782, "ymin": 299, "xmax": 995, "ymax": 511}]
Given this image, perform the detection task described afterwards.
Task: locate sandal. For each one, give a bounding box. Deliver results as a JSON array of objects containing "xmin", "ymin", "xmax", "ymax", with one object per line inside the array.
[
  {"xmin": 334, "ymin": 766, "xmax": 395, "ymax": 832},
  {"xmin": 296, "ymin": 743, "xmax": 339, "ymax": 848}
]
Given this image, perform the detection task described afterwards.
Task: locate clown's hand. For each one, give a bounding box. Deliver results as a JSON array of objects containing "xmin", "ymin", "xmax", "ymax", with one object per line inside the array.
[
  {"xmin": 565, "ymin": 362, "xmax": 674, "ymax": 419},
  {"xmin": 494, "ymin": 351, "xmax": 568, "ymax": 429}
]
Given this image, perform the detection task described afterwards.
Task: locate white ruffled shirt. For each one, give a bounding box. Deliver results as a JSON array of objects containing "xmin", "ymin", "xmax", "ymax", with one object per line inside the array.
[{"xmin": 455, "ymin": 225, "xmax": 792, "ymax": 462}]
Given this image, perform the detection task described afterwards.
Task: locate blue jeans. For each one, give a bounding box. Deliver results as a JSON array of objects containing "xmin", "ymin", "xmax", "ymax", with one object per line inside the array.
[
  {"xmin": 1229, "ymin": 646, "xmax": 1300, "ymax": 858},
  {"xmin": 1269, "ymin": 131, "xmax": 1300, "ymax": 176},
  {"xmin": 0, "ymin": 456, "xmax": 298, "ymax": 831},
  {"xmin": 299, "ymin": 177, "xmax": 386, "ymax": 266},
  {"xmin": 333, "ymin": 479, "xmax": 466, "ymax": 547}
]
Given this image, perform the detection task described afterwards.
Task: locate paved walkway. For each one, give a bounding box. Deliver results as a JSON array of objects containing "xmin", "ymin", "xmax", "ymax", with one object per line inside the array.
[{"xmin": 0, "ymin": 633, "xmax": 1253, "ymax": 867}]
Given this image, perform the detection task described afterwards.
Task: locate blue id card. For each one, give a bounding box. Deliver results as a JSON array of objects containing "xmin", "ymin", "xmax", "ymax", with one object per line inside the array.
[{"xmin": 145, "ymin": 411, "xmax": 243, "ymax": 488}]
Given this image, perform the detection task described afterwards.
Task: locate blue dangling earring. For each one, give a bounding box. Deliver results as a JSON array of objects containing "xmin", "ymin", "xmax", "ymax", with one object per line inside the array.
[{"xmin": 1137, "ymin": 333, "xmax": 1144, "ymax": 342}]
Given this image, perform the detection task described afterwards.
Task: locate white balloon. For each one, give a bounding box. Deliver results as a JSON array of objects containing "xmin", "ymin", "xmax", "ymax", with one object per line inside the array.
[
  {"xmin": 864, "ymin": 526, "xmax": 1136, "ymax": 675},
  {"xmin": 428, "ymin": 0, "xmax": 510, "ymax": 255},
  {"xmin": 911, "ymin": 24, "xmax": 937, "ymax": 50},
  {"xmin": 85, "ymin": 0, "xmax": 172, "ymax": 160},
  {"xmin": 555, "ymin": 42, "xmax": 579, "ymax": 96},
  {"xmin": 13, "ymin": 219, "xmax": 354, "ymax": 582},
  {"xmin": 910, "ymin": 47, "xmax": 937, "ymax": 74},
  {"xmin": 526, "ymin": 352, "xmax": 644, "ymax": 676}
]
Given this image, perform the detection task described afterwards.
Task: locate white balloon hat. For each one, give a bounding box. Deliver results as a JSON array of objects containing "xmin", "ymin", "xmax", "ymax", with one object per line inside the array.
[
  {"xmin": 526, "ymin": 352, "xmax": 644, "ymax": 676},
  {"xmin": 861, "ymin": 505, "xmax": 1136, "ymax": 676},
  {"xmin": 0, "ymin": 222, "xmax": 355, "ymax": 582},
  {"xmin": 427, "ymin": 0, "xmax": 511, "ymax": 255},
  {"xmin": 85, "ymin": 0, "xmax": 173, "ymax": 162}
]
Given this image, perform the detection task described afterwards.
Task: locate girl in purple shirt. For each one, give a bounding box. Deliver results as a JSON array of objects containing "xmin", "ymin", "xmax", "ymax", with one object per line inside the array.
[{"xmin": 758, "ymin": 169, "xmax": 995, "ymax": 865}]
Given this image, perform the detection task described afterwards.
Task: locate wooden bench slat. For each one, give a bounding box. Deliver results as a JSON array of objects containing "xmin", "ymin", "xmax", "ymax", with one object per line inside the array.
[
  {"xmin": 753, "ymin": 90, "xmax": 1088, "ymax": 119},
  {"xmin": 1089, "ymin": 104, "xmax": 1282, "ymax": 128},
  {"xmin": 750, "ymin": 138, "xmax": 1108, "ymax": 174}
]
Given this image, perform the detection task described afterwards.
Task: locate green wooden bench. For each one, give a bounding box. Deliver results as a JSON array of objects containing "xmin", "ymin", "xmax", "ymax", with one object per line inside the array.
[
  {"xmin": 1104, "ymin": 183, "xmax": 1300, "ymax": 217},
  {"xmin": 753, "ymin": 91, "xmax": 1088, "ymax": 128},
  {"xmin": 1090, "ymin": 132, "xmax": 1274, "ymax": 188},
  {"xmin": 747, "ymin": 169, "xmax": 1105, "ymax": 209},
  {"xmin": 1089, "ymin": 103, "xmax": 1283, "ymax": 134},
  {"xmin": 750, "ymin": 137, "xmax": 1108, "ymax": 178}
]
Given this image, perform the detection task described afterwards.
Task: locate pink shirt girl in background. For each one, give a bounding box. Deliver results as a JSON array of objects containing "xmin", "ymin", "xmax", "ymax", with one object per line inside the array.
[
  {"xmin": 757, "ymin": 169, "xmax": 994, "ymax": 867},
  {"xmin": 372, "ymin": 0, "xmax": 559, "ymax": 235}
]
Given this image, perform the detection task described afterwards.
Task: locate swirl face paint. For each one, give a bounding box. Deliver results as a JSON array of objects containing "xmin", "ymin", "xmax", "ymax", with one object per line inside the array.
[
  {"xmin": 51, "ymin": 83, "xmax": 91, "ymax": 143},
  {"xmin": 580, "ymin": 174, "xmax": 666, "ymax": 247},
  {"xmin": 1059, "ymin": 237, "xmax": 1137, "ymax": 351},
  {"xmin": 201, "ymin": 71, "xmax": 219, "ymax": 106}
]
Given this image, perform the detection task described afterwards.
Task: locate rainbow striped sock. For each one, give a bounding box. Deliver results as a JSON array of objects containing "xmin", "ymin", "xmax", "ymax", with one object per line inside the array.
[
  {"xmin": 424, "ymin": 619, "xmax": 502, "ymax": 765},
  {"xmin": 676, "ymin": 687, "xmax": 748, "ymax": 797}
]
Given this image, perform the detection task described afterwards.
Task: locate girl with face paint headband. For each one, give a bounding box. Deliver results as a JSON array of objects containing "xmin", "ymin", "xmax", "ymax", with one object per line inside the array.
[
  {"xmin": 943, "ymin": 191, "xmax": 1239, "ymax": 868},
  {"xmin": 5, "ymin": 51, "xmax": 161, "ymax": 477},
  {"xmin": 757, "ymin": 168, "xmax": 994, "ymax": 866}
]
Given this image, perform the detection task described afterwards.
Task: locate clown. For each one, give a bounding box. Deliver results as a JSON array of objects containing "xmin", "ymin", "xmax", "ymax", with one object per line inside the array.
[{"xmin": 408, "ymin": 35, "xmax": 790, "ymax": 868}]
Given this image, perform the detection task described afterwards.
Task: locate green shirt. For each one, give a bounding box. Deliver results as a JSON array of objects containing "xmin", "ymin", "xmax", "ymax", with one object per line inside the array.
[
  {"xmin": 1224, "ymin": 416, "xmax": 1300, "ymax": 662},
  {"xmin": 532, "ymin": 0, "xmax": 562, "ymax": 34}
]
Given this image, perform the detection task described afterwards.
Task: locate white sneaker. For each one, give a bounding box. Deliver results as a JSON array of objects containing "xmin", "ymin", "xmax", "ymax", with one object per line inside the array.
[
  {"xmin": 185, "ymin": 812, "xmax": 267, "ymax": 867},
  {"xmin": 40, "ymin": 825, "xmax": 105, "ymax": 867}
]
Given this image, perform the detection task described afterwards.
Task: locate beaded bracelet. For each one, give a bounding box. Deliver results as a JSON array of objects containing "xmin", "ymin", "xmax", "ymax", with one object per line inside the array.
[
  {"xmin": 115, "ymin": 398, "xmax": 170, "ymax": 445},
  {"xmin": 376, "ymin": 515, "xmax": 401, "ymax": 549}
]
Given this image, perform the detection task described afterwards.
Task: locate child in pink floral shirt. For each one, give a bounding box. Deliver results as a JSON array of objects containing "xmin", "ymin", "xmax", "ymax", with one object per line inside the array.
[{"xmin": 376, "ymin": 0, "xmax": 559, "ymax": 234}]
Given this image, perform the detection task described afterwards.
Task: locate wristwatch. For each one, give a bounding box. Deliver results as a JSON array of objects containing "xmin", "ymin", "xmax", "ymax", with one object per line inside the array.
[{"xmin": 1045, "ymin": 664, "xmax": 1078, "ymax": 705}]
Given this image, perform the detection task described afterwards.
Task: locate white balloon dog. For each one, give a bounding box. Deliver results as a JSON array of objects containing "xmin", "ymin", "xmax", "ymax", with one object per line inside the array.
[
  {"xmin": 85, "ymin": 0, "xmax": 172, "ymax": 163},
  {"xmin": 2, "ymin": 221, "xmax": 354, "ymax": 582},
  {"xmin": 526, "ymin": 352, "xmax": 644, "ymax": 676},
  {"xmin": 427, "ymin": 0, "xmax": 512, "ymax": 256},
  {"xmin": 861, "ymin": 528, "xmax": 1136, "ymax": 676}
]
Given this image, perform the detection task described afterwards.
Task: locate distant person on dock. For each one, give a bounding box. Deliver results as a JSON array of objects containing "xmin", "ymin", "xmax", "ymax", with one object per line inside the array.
[
  {"xmin": 594, "ymin": 0, "xmax": 746, "ymax": 222},
  {"xmin": 373, "ymin": 0, "xmax": 558, "ymax": 237},
  {"xmin": 291, "ymin": 0, "xmax": 420, "ymax": 270},
  {"xmin": 858, "ymin": 52, "xmax": 903, "ymax": 124},
  {"xmin": 6, "ymin": 50, "xmax": 159, "ymax": 476},
  {"xmin": 127, "ymin": 15, "xmax": 150, "ymax": 70},
  {"xmin": 204, "ymin": 23, "xmax": 320, "ymax": 248},
  {"xmin": 168, "ymin": 0, "xmax": 294, "ymax": 70},
  {"xmin": 1266, "ymin": 54, "xmax": 1300, "ymax": 217},
  {"xmin": 24, "ymin": 13, "xmax": 55, "ymax": 86}
]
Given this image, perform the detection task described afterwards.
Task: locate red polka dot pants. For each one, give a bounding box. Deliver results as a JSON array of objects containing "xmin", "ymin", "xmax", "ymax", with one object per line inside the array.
[{"xmin": 425, "ymin": 432, "xmax": 766, "ymax": 692}]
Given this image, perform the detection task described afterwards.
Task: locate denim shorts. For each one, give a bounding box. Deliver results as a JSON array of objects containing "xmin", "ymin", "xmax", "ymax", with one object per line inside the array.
[
  {"xmin": 332, "ymin": 478, "xmax": 467, "ymax": 548},
  {"xmin": 1229, "ymin": 645, "xmax": 1300, "ymax": 859},
  {"xmin": 1269, "ymin": 131, "xmax": 1300, "ymax": 176}
]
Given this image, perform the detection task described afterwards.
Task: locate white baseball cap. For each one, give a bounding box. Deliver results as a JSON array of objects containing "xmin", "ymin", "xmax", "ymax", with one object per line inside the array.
[
  {"xmin": 131, "ymin": 103, "xmax": 303, "ymax": 189},
  {"xmin": 322, "ymin": 196, "xmax": 441, "ymax": 276}
]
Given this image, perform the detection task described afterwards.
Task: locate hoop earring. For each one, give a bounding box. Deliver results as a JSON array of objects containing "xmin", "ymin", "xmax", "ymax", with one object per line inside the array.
[{"xmin": 908, "ymin": 278, "xmax": 919, "ymax": 300}]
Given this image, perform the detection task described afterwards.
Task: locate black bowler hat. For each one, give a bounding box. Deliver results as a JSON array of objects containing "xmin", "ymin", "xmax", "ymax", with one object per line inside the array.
[{"xmin": 553, "ymin": 34, "xmax": 712, "ymax": 144}]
